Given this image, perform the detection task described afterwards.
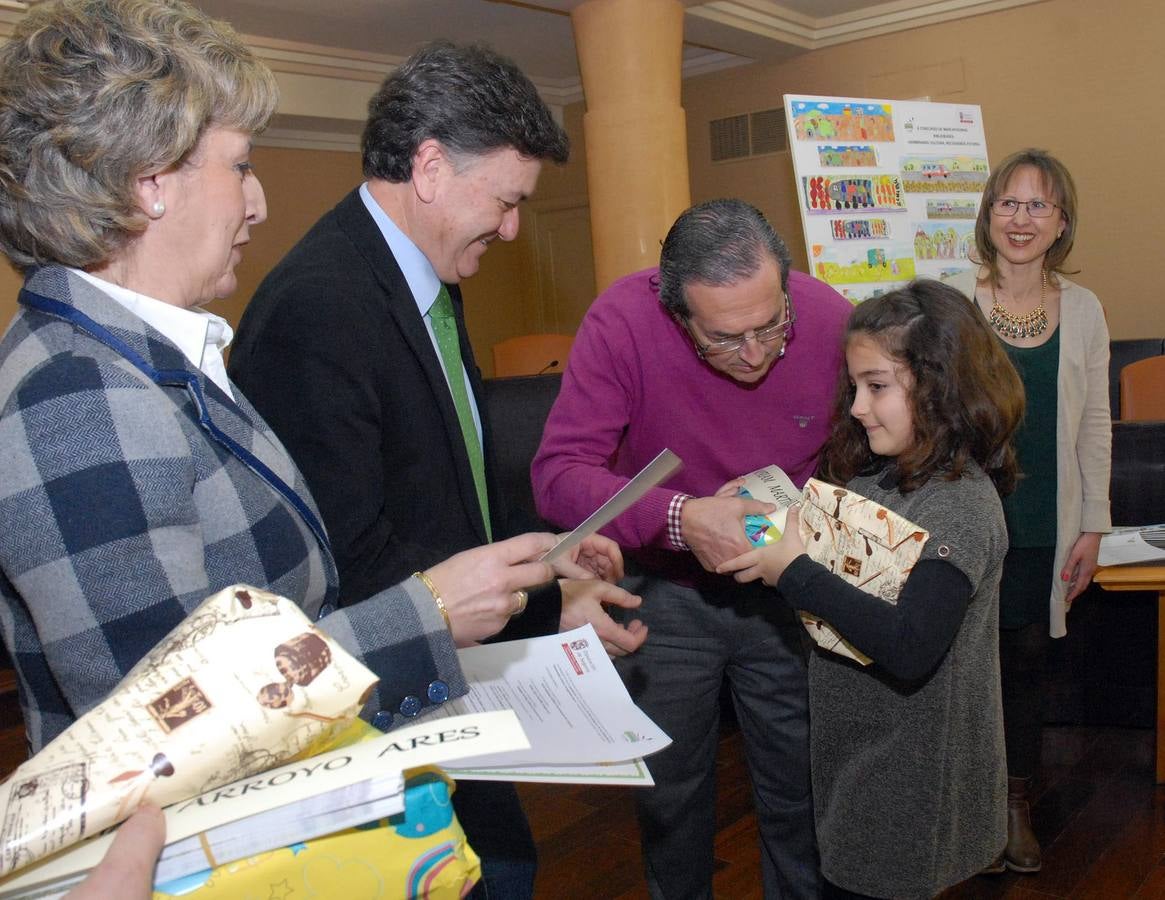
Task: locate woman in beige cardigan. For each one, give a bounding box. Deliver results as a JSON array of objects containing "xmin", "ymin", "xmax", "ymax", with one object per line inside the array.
[{"xmin": 949, "ymin": 149, "xmax": 1111, "ymax": 875}]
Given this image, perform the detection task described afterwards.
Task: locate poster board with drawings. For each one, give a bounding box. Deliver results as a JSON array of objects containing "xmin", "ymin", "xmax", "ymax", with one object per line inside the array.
[{"xmin": 784, "ymin": 95, "xmax": 989, "ymax": 303}]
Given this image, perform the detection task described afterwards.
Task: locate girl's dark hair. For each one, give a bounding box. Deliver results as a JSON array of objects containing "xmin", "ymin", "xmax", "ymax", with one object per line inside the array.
[{"xmin": 819, "ymin": 279, "xmax": 1024, "ymax": 494}]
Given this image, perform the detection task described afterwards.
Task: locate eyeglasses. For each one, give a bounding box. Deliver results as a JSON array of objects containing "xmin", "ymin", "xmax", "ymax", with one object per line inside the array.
[
  {"xmin": 989, "ymin": 198, "xmax": 1060, "ymax": 218},
  {"xmin": 686, "ymin": 292, "xmax": 796, "ymax": 360}
]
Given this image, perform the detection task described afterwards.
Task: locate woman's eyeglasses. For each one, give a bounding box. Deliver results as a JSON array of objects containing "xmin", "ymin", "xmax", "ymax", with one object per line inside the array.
[{"xmin": 989, "ymin": 198, "xmax": 1060, "ymax": 218}]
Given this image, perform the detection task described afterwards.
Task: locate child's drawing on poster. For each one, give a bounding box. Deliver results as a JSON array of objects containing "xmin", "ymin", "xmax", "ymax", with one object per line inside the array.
[
  {"xmin": 811, "ymin": 243, "xmax": 915, "ymax": 287},
  {"xmin": 818, "ymin": 145, "xmax": 878, "ymax": 167},
  {"xmin": 830, "ymin": 218, "xmax": 890, "ymax": 241},
  {"xmin": 900, "ymin": 155, "xmax": 988, "ymax": 193},
  {"xmin": 926, "ymin": 199, "xmax": 978, "ymax": 219},
  {"xmin": 785, "ymin": 94, "xmax": 988, "ymax": 302},
  {"xmin": 803, "ymin": 175, "xmax": 906, "ymax": 213},
  {"xmin": 912, "ymin": 222, "xmax": 974, "ymax": 261},
  {"xmin": 791, "ymin": 100, "xmax": 895, "ymax": 142},
  {"xmin": 838, "ymin": 285, "xmax": 889, "ymax": 303}
]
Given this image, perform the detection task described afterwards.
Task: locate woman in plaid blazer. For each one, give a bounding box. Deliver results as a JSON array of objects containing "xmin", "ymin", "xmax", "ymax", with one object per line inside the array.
[{"xmin": 0, "ymin": 0, "xmax": 580, "ymax": 760}]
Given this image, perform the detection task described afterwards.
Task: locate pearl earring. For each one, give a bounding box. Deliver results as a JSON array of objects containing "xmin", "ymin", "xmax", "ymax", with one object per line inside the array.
[{"xmin": 152, "ymin": 200, "xmax": 165, "ymax": 216}]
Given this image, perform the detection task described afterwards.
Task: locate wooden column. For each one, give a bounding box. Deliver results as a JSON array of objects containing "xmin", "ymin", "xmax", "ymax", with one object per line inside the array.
[{"xmin": 571, "ymin": 0, "xmax": 691, "ymax": 292}]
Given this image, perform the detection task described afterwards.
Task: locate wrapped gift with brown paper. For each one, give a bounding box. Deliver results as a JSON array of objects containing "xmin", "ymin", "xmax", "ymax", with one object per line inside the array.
[
  {"xmin": 797, "ymin": 477, "xmax": 930, "ymax": 664},
  {"xmin": 0, "ymin": 585, "xmax": 377, "ymax": 877}
]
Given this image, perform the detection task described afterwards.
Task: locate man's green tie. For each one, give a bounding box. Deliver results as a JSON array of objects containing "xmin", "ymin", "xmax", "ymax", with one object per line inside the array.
[{"xmin": 428, "ymin": 285, "xmax": 491, "ymax": 541}]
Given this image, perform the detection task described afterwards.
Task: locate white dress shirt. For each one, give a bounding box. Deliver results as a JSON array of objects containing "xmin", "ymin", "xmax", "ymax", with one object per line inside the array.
[{"xmin": 70, "ymin": 269, "xmax": 235, "ymax": 400}]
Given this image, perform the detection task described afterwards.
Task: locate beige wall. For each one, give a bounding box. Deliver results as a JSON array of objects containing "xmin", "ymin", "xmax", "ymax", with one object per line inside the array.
[
  {"xmin": 462, "ymin": 102, "xmax": 590, "ymax": 376},
  {"xmin": 219, "ymin": 146, "xmax": 365, "ymax": 329},
  {"xmin": 682, "ymin": 0, "xmax": 1162, "ymax": 339},
  {"xmin": 0, "ymin": 258, "xmax": 19, "ymax": 325}
]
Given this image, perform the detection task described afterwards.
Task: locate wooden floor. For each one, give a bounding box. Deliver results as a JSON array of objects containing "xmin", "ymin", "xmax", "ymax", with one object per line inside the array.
[
  {"xmin": 517, "ymin": 723, "xmax": 1165, "ymax": 900},
  {"xmin": 2, "ymin": 716, "xmax": 1161, "ymax": 898}
]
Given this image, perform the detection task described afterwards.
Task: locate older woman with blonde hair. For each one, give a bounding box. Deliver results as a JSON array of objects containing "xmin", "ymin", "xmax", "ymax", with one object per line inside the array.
[{"xmin": 0, "ymin": 0, "xmax": 599, "ymax": 768}]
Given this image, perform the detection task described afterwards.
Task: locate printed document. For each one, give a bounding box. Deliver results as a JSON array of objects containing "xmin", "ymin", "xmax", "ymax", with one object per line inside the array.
[{"xmin": 435, "ymin": 624, "xmax": 671, "ymax": 776}]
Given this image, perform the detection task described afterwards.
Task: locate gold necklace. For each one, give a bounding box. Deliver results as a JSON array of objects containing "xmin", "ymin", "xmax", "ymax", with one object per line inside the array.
[{"xmin": 989, "ymin": 269, "xmax": 1048, "ymax": 339}]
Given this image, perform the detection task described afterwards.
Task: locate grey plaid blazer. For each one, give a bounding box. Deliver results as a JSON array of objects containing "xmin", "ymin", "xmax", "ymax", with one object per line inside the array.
[{"xmin": 0, "ymin": 267, "xmax": 466, "ymax": 752}]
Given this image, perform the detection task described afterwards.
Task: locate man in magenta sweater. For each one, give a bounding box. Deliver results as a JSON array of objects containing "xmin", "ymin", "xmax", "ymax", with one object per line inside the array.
[{"xmin": 532, "ymin": 199, "xmax": 851, "ymax": 899}]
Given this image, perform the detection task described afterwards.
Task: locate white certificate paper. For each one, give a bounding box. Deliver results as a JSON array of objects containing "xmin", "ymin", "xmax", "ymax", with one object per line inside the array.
[{"xmin": 436, "ymin": 625, "xmax": 671, "ymax": 779}]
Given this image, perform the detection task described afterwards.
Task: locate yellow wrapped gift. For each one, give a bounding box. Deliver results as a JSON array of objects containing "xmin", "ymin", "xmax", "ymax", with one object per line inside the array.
[{"xmin": 153, "ymin": 768, "xmax": 479, "ymax": 899}]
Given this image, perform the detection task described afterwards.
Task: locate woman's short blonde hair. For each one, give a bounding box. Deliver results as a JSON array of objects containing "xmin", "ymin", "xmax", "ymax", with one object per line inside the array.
[{"xmin": 0, "ymin": 0, "xmax": 278, "ymax": 270}]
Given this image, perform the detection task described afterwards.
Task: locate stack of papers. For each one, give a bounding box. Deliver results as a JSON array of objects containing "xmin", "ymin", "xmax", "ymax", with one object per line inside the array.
[
  {"xmin": 440, "ymin": 624, "xmax": 671, "ymax": 785},
  {"xmin": 0, "ymin": 711, "xmax": 527, "ymax": 898},
  {"xmin": 1099, "ymin": 525, "xmax": 1165, "ymax": 566},
  {"xmin": 154, "ymin": 770, "xmax": 406, "ymax": 885}
]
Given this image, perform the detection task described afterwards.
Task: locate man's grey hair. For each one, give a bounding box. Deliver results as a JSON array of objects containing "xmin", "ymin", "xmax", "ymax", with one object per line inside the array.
[{"xmin": 657, "ymin": 199, "xmax": 792, "ymax": 318}]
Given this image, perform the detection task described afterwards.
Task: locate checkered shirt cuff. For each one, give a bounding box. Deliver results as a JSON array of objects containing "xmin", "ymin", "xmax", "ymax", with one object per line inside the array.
[{"xmin": 668, "ymin": 492, "xmax": 692, "ymax": 551}]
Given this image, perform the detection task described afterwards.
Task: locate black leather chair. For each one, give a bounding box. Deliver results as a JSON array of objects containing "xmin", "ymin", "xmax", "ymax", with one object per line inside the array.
[
  {"xmin": 482, "ymin": 373, "xmax": 563, "ymax": 532},
  {"xmin": 1110, "ymin": 421, "xmax": 1165, "ymax": 526}
]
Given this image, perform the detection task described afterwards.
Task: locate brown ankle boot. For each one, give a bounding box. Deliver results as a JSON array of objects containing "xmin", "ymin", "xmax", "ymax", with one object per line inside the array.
[{"xmin": 1005, "ymin": 776, "xmax": 1042, "ymax": 873}]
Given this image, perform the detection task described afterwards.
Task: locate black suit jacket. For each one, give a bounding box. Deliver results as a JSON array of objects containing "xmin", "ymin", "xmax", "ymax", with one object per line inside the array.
[{"xmin": 229, "ymin": 188, "xmax": 559, "ymax": 639}]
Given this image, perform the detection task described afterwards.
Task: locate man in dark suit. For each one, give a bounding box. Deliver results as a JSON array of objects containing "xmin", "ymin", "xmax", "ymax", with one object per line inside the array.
[{"xmin": 229, "ymin": 42, "xmax": 645, "ymax": 898}]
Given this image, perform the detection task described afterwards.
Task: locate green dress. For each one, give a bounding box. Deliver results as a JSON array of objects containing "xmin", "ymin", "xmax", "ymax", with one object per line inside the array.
[{"xmin": 999, "ymin": 328, "xmax": 1060, "ymax": 629}]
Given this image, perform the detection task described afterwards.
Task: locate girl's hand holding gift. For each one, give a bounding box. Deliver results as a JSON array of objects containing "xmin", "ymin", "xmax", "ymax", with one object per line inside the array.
[{"xmin": 718, "ymin": 504, "xmax": 808, "ymax": 587}]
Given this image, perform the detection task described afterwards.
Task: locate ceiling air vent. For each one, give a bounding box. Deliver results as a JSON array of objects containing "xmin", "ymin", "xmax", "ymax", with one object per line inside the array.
[
  {"xmin": 709, "ymin": 114, "xmax": 749, "ymax": 162},
  {"xmin": 709, "ymin": 108, "xmax": 787, "ymax": 162}
]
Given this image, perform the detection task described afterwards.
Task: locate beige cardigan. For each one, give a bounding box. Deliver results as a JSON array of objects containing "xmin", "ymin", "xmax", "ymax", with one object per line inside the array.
[{"xmin": 947, "ymin": 269, "xmax": 1112, "ymax": 637}]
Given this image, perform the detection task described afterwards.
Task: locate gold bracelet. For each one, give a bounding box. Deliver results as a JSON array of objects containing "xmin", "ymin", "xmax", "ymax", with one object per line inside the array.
[{"xmin": 413, "ymin": 571, "xmax": 451, "ymax": 632}]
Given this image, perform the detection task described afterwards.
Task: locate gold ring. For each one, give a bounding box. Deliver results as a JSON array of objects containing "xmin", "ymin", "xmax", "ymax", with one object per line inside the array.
[{"xmin": 511, "ymin": 589, "xmax": 528, "ymax": 617}]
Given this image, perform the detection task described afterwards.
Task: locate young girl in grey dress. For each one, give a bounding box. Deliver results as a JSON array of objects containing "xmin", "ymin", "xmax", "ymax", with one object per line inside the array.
[{"xmin": 720, "ymin": 280, "xmax": 1025, "ymax": 899}]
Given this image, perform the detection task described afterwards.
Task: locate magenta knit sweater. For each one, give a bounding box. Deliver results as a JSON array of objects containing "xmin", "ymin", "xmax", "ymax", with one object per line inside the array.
[{"xmin": 532, "ymin": 266, "xmax": 852, "ymax": 580}]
